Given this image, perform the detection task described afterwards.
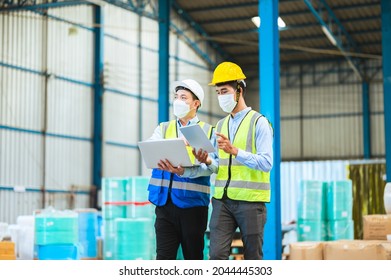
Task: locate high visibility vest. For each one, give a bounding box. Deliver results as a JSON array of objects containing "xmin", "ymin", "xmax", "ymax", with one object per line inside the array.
[
  {"xmin": 147, "ymin": 120, "xmax": 213, "ymax": 208},
  {"xmin": 214, "ymin": 110, "xmax": 271, "ymax": 202}
]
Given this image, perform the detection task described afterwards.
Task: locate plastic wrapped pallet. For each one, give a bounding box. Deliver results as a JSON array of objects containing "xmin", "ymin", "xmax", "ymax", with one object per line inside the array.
[
  {"xmin": 327, "ymin": 219, "xmax": 354, "ymax": 241},
  {"xmin": 34, "ymin": 207, "xmax": 79, "ymax": 260},
  {"xmin": 327, "ymin": 180, "xmax": 353, "ymax": 220},
  {"xmin": 297, "ymin": 180, "xmax": 327, "ymax": 221},
  {"xmin": 76, "ymin": 208, "xmax": 99, "ymax": 259},
  {"xmin": 17, "ymin": 215, "xmax": 35, "ymax": 260},
  {"xmin": 115, "ymin": 218, "xmax": 153, "ymax": 260}
]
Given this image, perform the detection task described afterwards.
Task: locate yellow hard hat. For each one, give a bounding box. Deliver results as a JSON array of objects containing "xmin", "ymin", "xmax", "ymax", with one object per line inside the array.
[{"xmin": 209, "ymin": 61, "xmax": 246, "ymax": 86}]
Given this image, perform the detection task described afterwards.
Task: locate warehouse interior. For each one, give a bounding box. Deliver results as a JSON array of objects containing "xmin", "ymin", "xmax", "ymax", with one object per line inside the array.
[{"xmin": 0, "ymin": 0, "xmax": 390, "ymax": 260}]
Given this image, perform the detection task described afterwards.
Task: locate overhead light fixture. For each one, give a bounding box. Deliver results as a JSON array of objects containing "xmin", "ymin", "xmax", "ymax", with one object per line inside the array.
[
  {"xmin": 321, "ymin": 25, "xmax": 337, "ymax": 46},
  {"xmin": 278, "ymin": 17, "xmax": 286, "ymax": 28},
  {"xmin": 251, "ymin": 16, "xmax": 261, "ymax": 28},
  {"xmin": 251, "ymin": 16, "xmax": 287, "ymax": 29}
]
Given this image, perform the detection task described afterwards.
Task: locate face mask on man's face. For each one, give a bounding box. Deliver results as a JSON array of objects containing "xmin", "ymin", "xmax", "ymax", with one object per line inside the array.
[
  {"xmin": 173, "ymin": 99, "xmax": 190, "ymax": 118},
  {"xmin": 218, "ymin": 93, "xmax": 237, "ymax": 113}
]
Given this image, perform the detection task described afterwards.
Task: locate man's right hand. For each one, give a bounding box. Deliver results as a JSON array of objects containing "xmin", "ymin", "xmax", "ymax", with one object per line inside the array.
[{"xmin": 192, "ymin": 148, "xmax": 211, "ymax": 165}]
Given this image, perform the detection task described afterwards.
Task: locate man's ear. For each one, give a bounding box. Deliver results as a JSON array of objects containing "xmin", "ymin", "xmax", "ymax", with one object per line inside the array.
[{"xmin": 195, "ymin": 100, "xmax": 201, "ymax": 110}]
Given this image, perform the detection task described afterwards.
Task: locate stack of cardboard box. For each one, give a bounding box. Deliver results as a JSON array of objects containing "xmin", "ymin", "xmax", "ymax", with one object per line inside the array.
[
  {"xmin": 0, "ymin": 241, "xmax": 16, "ymax": 260},
  {"xmin": 289, "ymin": 214, "xmax": 391, "ymax": 260}
]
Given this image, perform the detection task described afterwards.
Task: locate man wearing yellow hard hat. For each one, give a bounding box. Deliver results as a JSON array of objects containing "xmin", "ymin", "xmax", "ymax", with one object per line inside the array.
[{"xmin": 196, "ymin": 61, "xmax": 274, "ymax": 260}]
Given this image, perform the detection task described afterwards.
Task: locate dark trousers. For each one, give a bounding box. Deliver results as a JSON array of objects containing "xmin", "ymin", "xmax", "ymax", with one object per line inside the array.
[
  {"xmin": 154, "ymin": 197, "xmax": 208, "ymax": 260},
  {"xmin": 209, "ymin": 198, "xmax": 267, "ymax": 260}
]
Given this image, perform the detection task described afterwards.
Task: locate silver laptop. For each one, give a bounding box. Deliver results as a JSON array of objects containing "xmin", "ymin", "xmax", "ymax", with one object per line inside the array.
[{"xmin": 138, "ymin": 138, "xmax": 197, "ymax": 169}]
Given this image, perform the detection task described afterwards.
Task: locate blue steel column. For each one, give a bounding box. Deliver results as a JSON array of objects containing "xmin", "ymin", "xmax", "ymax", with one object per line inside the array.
[
  {"xmin": 362, "ymin": 81, "xmax": 371, "ymax": 159},
  {"xmin": 259, "ymin": 0, "xmax": 282, "ymax": 260},
  {"xmin": 93, "ymin": 5, "xmax": 104, "ymax": 205},
  {"xmin": 382, "ymin": 0, "xmax": 391, "ymax": 182},
  {"xmin": 158, "ymin": 0, "xmax": 170, "ymax": 123}
]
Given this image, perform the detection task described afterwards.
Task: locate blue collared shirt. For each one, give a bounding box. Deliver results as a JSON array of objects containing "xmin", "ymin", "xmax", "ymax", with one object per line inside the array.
[
  {"xmin": 148, "ymin": 116, "xmax": 218, "ymax": 178},
  {"xmin": 224, "ymin": 107, "xmax": 273, "ymax": 172}
]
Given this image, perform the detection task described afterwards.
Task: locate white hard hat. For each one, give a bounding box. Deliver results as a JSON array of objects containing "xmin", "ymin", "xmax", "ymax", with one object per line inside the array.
[{"xmin": 172, "ymin": 79, "xmax": 205, "ymax": 107}]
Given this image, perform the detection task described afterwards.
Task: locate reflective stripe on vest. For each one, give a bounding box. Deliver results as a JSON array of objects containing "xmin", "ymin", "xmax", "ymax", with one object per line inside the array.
[
  {"xmin": 147, "ymin": 120, "xmax": 212, "ymax": 208},
  {"xmin": 214, "ymin": 110, "xmax": 271, "ymax": 202}
]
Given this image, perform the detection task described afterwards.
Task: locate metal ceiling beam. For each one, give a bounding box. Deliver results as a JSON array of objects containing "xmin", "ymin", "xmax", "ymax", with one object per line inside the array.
[
  {"xmin": 98, "ymin": 0, "xmax": 157, "ymax": 18},
  {"xmin": 0, "ymin": 0, "xmax": 89, "ymax": 11},
  {"xmin": 185, "ymin": 0, "xmax": 302, "ymax": 13},
  {"xmin": 184, "ymin": 1, "xmax": 379, "ymax": 18},
  {"xmin": 280, "ymin": 2, "xmax": 380, "ymax": 17},
  {"xmin": 172, "ymin": 1, "xmax": 230, "ymax": 64},
  {"xmin": 185, "ymin": 1, "xmax": 257, "ymax": 13},
  {"xmin": 303, "ymin": 0, "xmax": 364, "ymax": 81}
]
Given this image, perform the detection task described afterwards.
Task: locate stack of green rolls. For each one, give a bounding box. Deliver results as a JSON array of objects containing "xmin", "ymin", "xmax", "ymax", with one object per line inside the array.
[
  {"xmin": 115, "ymin": 218, "xmax": 153, "ymax": 260},
  {"xmin": 326, "ymin": 180, "xmax": 354, "ymax": 240}
]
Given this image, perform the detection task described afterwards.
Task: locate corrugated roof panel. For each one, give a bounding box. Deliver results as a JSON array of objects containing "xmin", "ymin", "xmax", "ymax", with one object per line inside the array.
[{"xmin": 175, "ymin": 0, "xmax": 381, "ymax": 66}]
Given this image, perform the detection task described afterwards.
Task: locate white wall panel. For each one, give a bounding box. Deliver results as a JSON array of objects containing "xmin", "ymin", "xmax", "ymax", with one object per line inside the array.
[
  {"xmin": 303, "ymin": 84, "xmax": 361, "ymax": 115},
  {"xmin": 281, "ymin": 120, "xmax": 301, "ymax": 159},
  {"xmin": 281, "ymin": 88, "xmax": 300, "ymax": 116},
  {"xmin": 141, "ymin": 49, "xmax": 158, "ymax": 99},
  {"xmin": 371, "ymin": 114, "xmax": 385, "ymax": 157},
  {"xmin": 0, "ymin": 189, "xmax": 90, "ymax": 224},
  {"xmin": 0, "ymin": 190, "xmax": 42, "ymax": 224},
  {"xmin": 104, "ymin": 4, "xmax": 138, "ymax": 41},
  {"xmin": 141, "ymin": 100, "xmax": 158, "ymax": 142},
  {"xmin": 103, "ymin": 145, "xmax": 139, "ymax": 177},
  {"xmin": 303, "ymin": 117, "xmax": 362, "ymax": 158},
  {"xmin": 49, "ymin": 5, "xmax": 93, "ymax": 26},
  {"xmin": 44, "ymin": 192, "xmax": 90, "ymax": 212},
  {"xmin": 141, "ymin": 17, "xmax": 158, "ymax": 50},
  {"xmin": 45, "ymin": 137, "xmax": 92, "ymax": 188},
  {"xmin": 104, "ymin": 5, "xmax": 138, "ymax": 94},
  {"xmin": 46, "ymin": 80, "xmax": 93, "ymax": 138},
  {"xmin": 104, "ymin": 38, "xmax": 139, "ymax": 93},
  {"xmin": 371, "ymin": 82, "xmax": 384, "ymax": 112},
  {"xmin": 0, "ymin": 11, "xmax": 44, "ymax": 71},
  {"xmin": 103, "ymin": 93, "xmax": 139, "ymax": 144},
  {"xmin": 370, "ymin": 81, "xmax": 385, "ymax": 156},
  {"xmin": 0, "ymin": 131, "xmax": 43, "ymax": 187},
  {"xmin": 47, "ymin": 8, "xmax": 93, "ymax": 83},
  {"xmin": 0, "ymin": 67, "xmax": 44, "ymax": 130}
]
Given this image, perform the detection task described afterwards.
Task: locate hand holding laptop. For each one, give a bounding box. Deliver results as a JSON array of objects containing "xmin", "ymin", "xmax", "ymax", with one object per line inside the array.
[
  {"xmin": 192, "ymin": 148, "xmax": 211, "ymax": 165},
  {"xmin": 157, "ymin": 159, "xmax": 185, "ymax": 176}
]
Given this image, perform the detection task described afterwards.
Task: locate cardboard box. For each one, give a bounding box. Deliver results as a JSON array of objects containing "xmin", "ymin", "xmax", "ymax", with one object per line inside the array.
[
  {"xmin": 289, "ymin": 241, "xmax": 323, "ymax": 260},
  {"xmin": 0, "ymin": 241, "xmax": 15, "ymax": 255},
  {"xmin": 324, "ymin": 240, "xmax": 391, "ymax": 260},
  {"xmin": 363, "ymin": 214, "xmax": 391, "ymax": 240}
]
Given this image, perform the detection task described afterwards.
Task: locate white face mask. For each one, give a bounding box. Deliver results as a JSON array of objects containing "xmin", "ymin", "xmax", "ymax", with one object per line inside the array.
[
  {"xmin": 173, "ymin": 99, "xmax": 190, "ymax": 118},
  {"xmin": 218, "ymin": 93, "xmax": 237, "ymax": 113}
]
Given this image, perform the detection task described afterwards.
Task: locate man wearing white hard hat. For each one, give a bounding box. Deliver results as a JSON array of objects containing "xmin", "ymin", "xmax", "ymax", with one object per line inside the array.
[{"xmin": 146, "ymin": 79, "xmax": 218, "ymax": 260}]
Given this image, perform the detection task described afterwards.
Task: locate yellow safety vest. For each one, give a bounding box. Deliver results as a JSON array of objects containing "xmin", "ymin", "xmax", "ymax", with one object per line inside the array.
[
  {"xmin": 161, "ymin": 120, "xmax": 213, "ymax": 164},
  {"xmin": 214, "ymin": 110, "xmax": 271, "ymax": 202}
]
